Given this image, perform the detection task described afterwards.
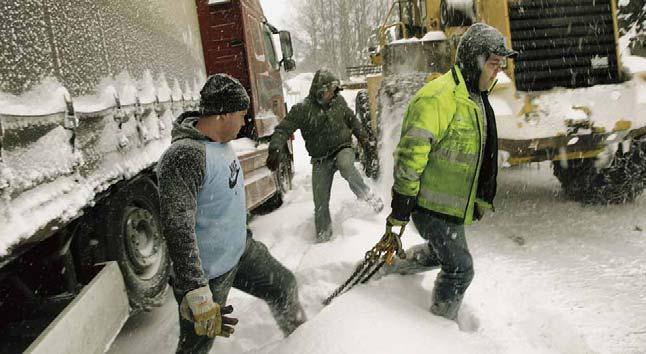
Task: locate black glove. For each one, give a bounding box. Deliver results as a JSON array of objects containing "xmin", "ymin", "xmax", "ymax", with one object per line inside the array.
[
  {"xmin": 266, "ymin": 148, "xmax": 281, "ymax": 171},
  {"xmin": 390, "ymin": 189, "xmax": 416, "ymax": 222},
  {"xmin": 218, "ymin": 305, "xmax": 238, "ymax": 338}
]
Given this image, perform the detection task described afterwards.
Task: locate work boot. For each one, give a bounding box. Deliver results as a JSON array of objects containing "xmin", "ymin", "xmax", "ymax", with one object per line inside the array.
[
  {"xmin": 430, "ymin": 275, "xmax": 471, "ymax": 321},
  {"xmin": 270, "ymin": 287, "xmax": 307, "ymax": 336},
  {"xmin": 372, "ymin": 243, "xmax": 440, "ymax": 280},
  {"xmin": 316, "ymin": 228, "xmax": 333, "ymax": 243},
  {"xmin": 430, "ymin": 297, "xmax": 464, "ymax": 321},
  {"xmin": 365, "ymin": 193, "xmax": 384, "ymax": 213}
]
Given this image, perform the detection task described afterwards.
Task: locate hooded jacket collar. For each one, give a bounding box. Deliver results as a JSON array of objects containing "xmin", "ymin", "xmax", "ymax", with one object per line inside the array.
[
  {"xmin": 450, "ymin": 66, "xmax": 482, "ymax": 111},
  {"xmin": 171, "ymin": 111, "xmax": 211, "ymax": 143}
]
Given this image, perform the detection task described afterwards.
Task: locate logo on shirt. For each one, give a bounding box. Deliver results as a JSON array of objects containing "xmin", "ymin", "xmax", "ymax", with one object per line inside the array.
[{"xmin": 229, "ymin": 160, "xmax": 240, "ymax": 189}]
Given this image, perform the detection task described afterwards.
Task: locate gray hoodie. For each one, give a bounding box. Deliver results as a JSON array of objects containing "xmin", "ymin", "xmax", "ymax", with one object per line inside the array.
[{"xmin": 157, "ymin": 111, "xmax": 247, "ymax": 293}]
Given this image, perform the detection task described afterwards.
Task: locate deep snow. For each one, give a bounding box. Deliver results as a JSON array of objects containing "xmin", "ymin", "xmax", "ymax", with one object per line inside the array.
[{"xmin": 109, "ymin": 130, "xmax": 646, "ymax": 354}]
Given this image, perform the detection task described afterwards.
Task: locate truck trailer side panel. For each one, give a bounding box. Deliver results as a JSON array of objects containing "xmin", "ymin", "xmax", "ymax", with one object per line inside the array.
[{"xmin": 0, "ymin": 0, "xmax": 206, "ymax": 264}]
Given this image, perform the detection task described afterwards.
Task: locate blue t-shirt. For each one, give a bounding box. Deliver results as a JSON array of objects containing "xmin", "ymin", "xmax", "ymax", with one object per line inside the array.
[{"xmin": 194, "ymin": 141, "xmax": 247, "ymax": 279}]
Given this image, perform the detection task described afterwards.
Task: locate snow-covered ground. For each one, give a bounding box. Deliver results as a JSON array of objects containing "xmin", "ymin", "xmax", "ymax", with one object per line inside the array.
[
  {"xmin": 109, "ymin": 74, "xmax": 646, "ymax": 353},
  {"xmin": 109, "ymin": 127, "xmax": 646, "ymax": 353}
]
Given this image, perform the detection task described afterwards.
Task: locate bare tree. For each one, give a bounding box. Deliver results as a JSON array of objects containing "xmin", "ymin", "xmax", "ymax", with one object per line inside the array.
[{"xmin": 292, "ymin": 0, "xmax": 391, "ymax": 77}]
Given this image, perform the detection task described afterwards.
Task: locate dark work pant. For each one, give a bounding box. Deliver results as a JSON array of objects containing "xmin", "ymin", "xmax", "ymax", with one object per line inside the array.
[
  {"xmin": 411, "ymin": 210, "xmax": 474, "ymax": 320},
  {"xmin": 173, "ymin": 237, "xmax": 306, "ymax": 354},
  {"xmin": 312, "ymin": 147, "xmax": 371, "ymax": 241}
]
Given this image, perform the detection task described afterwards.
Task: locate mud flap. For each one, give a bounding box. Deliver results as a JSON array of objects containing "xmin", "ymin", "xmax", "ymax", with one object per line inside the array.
[{"xmin": 25, "ymin": 262, "xmax": 129, "ymax": 354}]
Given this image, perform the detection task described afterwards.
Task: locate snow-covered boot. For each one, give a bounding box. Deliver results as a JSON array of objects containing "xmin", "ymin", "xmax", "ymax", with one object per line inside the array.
[
  {"xmin": 430, "ymin": 267, "xmax": 473, "ymax": 320},
  {"xmin": 372, "ymin": 243, "xmax": 440, "ymax": 280},
  {"xmin": 430, "ymin": 295, "xmax": 464, "ymax": 321},
  {"xmin": 316, "ymin": 228, "xmax": 333, "ymax": 243},
  {"xmin": 272, "ymin": 293, "xmax": 307, "ymax": 336},
  {"xmin": 365, "ymin": 192, "xmax": 384, "ymax": 213}
]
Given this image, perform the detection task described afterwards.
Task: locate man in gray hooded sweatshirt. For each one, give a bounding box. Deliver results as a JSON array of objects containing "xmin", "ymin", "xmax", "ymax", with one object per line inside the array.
[
  {"xmin": 379, "ymin": 23, "xmax": 517, "ymax": 320},
  {"xmin": 157, "ymin": 74, "xmax": 305, "ymax": 353}
]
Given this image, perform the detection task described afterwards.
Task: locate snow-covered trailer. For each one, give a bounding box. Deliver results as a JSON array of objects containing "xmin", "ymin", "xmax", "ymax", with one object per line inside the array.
[{"xmin": 0, "ymin": 0, "xmax": 295, "ymax": 352}]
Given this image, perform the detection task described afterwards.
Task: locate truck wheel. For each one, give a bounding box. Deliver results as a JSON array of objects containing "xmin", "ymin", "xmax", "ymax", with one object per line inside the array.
[
  {"xmin": 553, "ymin": 140, "xmax": 646, "ymax": 204},
  {"xmin": 101, "ymin": 176, "xmax": 170, "ymax": 312},
  {"xmin": 355, "ymin": 90, "xmax": 379, "ymax": 179},
  {"xmin": 276, "ymin": 151, "xmax": 294, "ymax": 195}
]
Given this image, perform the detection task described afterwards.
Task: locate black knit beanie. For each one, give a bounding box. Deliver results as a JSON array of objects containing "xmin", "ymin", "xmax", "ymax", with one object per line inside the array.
[{"xmin": 199, "ymin": 74, "xmax": 250, "ymax": 116}]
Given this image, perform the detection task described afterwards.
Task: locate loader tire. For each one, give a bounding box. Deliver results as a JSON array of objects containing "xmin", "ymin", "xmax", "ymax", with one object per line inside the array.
[
  {"xmin": 101, "ymin": 176, "xmax": 170, "ymax": 312},
  {"xmin": 552, "ymin": 139, "xmax": 646, "ymax": 204},
  {"xmin": 355, "ymin": 90, "xmax": 379, "ymax": 179}
]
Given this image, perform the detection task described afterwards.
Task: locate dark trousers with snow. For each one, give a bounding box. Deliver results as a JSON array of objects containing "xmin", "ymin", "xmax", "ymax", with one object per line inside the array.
[
  {"xmin": 173, "ymin": 236, "xmax": 306, "ymax": 354},
  {"xmin": 312, "ymin": 147, "xmax": 370, "ymax": 241},
  {"xmin": 411, "ymin": 210, "xmax": 474, "ymax": 320}
]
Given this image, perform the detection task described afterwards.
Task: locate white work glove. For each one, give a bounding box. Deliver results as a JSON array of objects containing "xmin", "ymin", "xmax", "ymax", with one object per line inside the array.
[{"xmin": 180, "ymin": 286, "xmax": 238, "ymax": 338}]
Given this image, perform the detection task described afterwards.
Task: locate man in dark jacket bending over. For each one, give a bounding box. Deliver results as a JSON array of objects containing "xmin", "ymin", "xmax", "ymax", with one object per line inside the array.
[
  {"xmin": 157, "ymin": 74, "xmax": 305, "ymax": 353},
  {"xmin": 267, "ymin": 69, "xmax": 384, "ymax": 242}
]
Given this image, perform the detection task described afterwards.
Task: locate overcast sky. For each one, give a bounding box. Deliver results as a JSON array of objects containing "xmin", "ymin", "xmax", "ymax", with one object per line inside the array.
[{"xmin": 259, "ymin": 0, "xmax": 292, "ymax": 29}]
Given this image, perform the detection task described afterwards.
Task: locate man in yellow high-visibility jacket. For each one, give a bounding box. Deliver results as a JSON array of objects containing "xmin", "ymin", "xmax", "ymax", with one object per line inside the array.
[{"xmin": 383, "ymin": 23, "xmax": 518, "ymax": 320}]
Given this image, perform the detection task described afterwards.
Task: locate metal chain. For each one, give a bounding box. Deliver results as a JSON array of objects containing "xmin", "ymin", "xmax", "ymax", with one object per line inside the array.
[
  {"xmin": 322, "ymin": 225, "xmax": 406, "ymax": 306},
  {"xmin": 322, "ymin": 257, "xmax": 371, "ymax": 306}
]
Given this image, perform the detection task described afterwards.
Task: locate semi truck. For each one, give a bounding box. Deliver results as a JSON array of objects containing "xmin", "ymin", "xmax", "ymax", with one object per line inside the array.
[
  {"xmin": 0, "ymin": 0, "xmax": 295, "ymax": 352},
  {"xmin": 355, "ymin": 0, "xmax": 646, "ymax": 204}
]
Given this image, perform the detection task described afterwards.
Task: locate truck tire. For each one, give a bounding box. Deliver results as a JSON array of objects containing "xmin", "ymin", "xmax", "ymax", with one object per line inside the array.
[
  {"xmin": 355, "ymin": 90, "xmax": 379, "ymax": 179},
  {"xmin": 552, "ymin": 140, "xmax": 646, "ymax": 204},
  {"xmin": 101, "ymin": 176, "xmax": 170, "ymax": 312}
]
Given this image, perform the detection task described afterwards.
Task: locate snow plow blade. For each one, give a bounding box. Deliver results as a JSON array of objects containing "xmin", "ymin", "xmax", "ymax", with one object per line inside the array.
[{"xmin": 25, "ymin": 262, "xmax": 129, "ymax": 354}]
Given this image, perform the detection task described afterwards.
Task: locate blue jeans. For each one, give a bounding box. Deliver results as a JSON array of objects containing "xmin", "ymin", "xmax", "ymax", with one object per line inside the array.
[
  {"xmin": 411, "ymin": 210, "xmax": 474, "ymax": 320},
  {"xmin": 312, "ymin": 147, "xmax": 371, "ymax": 241}
]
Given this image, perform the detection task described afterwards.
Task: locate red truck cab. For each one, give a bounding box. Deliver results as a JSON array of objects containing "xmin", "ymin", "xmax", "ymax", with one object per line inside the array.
[{"xmin": 196, "ymin": 0, "xmax": 296, "ymax": 209}]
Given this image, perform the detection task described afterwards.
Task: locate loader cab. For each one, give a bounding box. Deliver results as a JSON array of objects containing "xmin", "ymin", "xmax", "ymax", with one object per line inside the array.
[
  {"xmin": 369, "ymin": 1, "xmax": 422, "ymax": 65},
  {"xmin": 388, "ymin": 0, "xmax": 475, "ymax": 40},
  {"xmin": 397, "ymin": 0, "xmax": 427, "ymax": 38}
]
